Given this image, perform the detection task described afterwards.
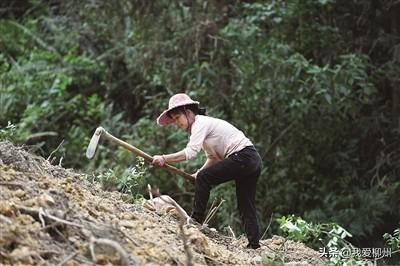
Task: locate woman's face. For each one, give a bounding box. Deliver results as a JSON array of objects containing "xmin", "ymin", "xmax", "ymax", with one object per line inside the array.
[{"xmin": 170, "ymin": 112, "xmax": 189, "ymax": 130}]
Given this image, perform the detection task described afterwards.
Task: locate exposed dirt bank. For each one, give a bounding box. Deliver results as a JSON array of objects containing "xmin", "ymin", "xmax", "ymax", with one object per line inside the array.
[{"xmin": 0, "ymin": 141, "xmax": 325, "ymax": 265}]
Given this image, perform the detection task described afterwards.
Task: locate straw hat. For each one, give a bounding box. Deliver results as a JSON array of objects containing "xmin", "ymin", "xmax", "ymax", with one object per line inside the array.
[{"xmin": 157, "ymin": 93, "xmax": 200, "ymax": 126}]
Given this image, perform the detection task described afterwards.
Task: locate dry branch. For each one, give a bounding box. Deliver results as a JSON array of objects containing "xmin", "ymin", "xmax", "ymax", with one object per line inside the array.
[
  {"xmin": 203, "ymin": 199, "xmax": 225, "ymax": 226},
  {"xmin": 46, "ymin": 140, "xmax": 64, "ymax": 161},
  {"xmin": 261, "ymin": 212, "xmax": 274, "ymax": 240},
  {"xmin": 16, "ymin": 204, "xmax": 83, "ymax": 228},
  {"xmin": 56, "ymin": 251, "xmax": 78, "ymax": 266},
  {"xmin": 0, "ymin": 213, "xmax": 12, "ymax": 224},
  {"xmin": 226, "ymin": 226, "xmax": 236, "ymax": 239},
  {"xmin": 38, "ymin": 208, "xmax": 46, "ymax": 227},
  {"xmin": 0, "ymin": 181, "xmax": 25, "ymax": 188},
  {"xmin": 179, "ymin": 222, "xmax": 194, "ymax": 266},
  {"xmin": 159, "ymin": 195, "xmax": 190, "ymax": 221},
  {"xmin": 89, "ymin": 236, "xmax": 136, "ymax": 266},
  {"xmin": 118, "ymin": 227, "xmax": 140, "ymax": 246},
  {"xmin": 147, "ymin": 184, "xmax": 153, "ymax": 200}
]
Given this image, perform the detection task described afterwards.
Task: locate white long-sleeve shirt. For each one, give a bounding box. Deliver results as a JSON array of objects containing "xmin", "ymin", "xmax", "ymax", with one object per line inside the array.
[{"xmin": 183, "ymin": 115, "xmax": 253, "ymax": 161}]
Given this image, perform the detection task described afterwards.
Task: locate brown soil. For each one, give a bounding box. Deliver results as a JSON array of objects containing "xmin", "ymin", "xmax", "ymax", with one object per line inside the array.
[{"xmin": 0, "ymin": 141, "xmax": 326, "ymax": 265}]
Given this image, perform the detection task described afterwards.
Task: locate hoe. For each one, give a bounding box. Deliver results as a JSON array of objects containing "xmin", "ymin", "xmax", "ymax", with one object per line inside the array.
[{"xmin": 86, "ymin": 127, "xmax": 195, "ymax": 183}]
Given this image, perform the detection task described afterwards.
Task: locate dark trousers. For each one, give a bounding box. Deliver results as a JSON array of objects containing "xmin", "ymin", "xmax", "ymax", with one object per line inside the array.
[{"xmin": 191, "ymin": 146, "xmax": 262, "ymax": 246}]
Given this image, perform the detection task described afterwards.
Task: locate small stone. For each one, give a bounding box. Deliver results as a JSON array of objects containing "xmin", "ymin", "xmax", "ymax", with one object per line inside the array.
[
  {"xmin": 38, "ymin": 182, "xmax": 49, "ymax": 189},
  {"xmin": 68, "ymin": 236, "xmax": 78, "ymax": 243},
  {"xmin": 14, "ymin": 189, "xmax": 26, "ymax": 198},
  {"xmin": 120, "ymin": 220, "xmax": 136, "ymax": 228},
  {"xmin": 23, "ymin": 199, "xmax": 36, "ymax": 207},
  {"xmin": 38, "ymin": 193, "xmax": 55, "ymax": 207},
  {"xmin": 10, "ymin": 246, "xmax": 33, "ymax": 264},
  {"xmin": 251, "ymin": 255, "xmax": 262, "ymax": 264},
  {"xmin": 0, "ymin": 201, "xmax": 17, "ymax": 217}
]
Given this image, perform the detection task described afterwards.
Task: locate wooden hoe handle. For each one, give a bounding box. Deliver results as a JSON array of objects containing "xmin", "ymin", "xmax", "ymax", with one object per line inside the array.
[{"xmin": 102, "ymin": 130, "xmax": 195, "ymax": 183}]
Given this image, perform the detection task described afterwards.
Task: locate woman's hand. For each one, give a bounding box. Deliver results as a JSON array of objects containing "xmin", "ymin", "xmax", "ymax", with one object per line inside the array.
[{"xmin": 152, "ymin": 155, "xmax": 166, "ymax": 166}]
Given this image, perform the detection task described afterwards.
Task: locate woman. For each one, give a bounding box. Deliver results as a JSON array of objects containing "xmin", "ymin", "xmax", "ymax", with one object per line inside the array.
[{"xmin": 152, "ymin": 93, "xmax": 262, "ymax": 249}]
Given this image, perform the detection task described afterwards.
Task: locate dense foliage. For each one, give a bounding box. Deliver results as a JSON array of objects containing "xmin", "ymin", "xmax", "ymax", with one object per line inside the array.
[{"xmin": 1, "ymin": 0, "xmax": 399, "ymax": 259}]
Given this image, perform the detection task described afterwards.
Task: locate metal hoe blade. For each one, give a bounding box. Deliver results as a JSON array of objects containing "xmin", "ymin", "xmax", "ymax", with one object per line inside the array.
[{"xmin": 86, "ymin": 127, "xmax": 104, "ymax": 159}]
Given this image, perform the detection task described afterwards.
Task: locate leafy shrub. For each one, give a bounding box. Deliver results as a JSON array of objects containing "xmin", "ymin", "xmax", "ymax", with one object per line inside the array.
[
  {"xmin": 0, "ymin": 122, "xmax": 17, "ymax": 142},
  {"xmin": 384, "ymin": 228, "xmax": 400, "ymax": 251},
  {"xmin": 278, "ymin": 215, "xmax": 366, "ymax": 265},
  {"xmin": 94, "ymin": 157, "xmax": 146, "ymax": 199}
]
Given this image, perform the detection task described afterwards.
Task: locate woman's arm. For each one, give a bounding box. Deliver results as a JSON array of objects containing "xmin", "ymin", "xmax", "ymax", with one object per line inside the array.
[
  {"xmin": 152, "ymin": 150, "xmax": 187, "ymax": 166},
  {"xmin": 163, "ymin": 150, "xmax": 186, "ymax": 163}
]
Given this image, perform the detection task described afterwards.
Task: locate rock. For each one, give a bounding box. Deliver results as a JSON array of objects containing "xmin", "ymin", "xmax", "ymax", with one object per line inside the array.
[
  {"xmin": 0, "ymin": 201, "xmax": 17, "ymax": 217},
  {"xmin": 14, "ymin": 189, "xmax": 26, "ymax": 198},
  {"xmin": 38, "ymin": 193, "xmax": 55, "ymax": 207},
  {"xmin": 10, "ymin": 246, "xmax": 34, "ymax": 264},
  {"xmin": 120, "ymin": 220, "xmax": 137, "ymax": 228},
  {"xmin": 251, "ymin": 255, "xmax": 262, "ymax": 264}
]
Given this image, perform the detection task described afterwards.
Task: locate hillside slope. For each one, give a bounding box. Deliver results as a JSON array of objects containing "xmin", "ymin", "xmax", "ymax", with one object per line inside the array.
[{"xmin": 0, "ymin": 142, "xmax": 324, "ymax": 265}]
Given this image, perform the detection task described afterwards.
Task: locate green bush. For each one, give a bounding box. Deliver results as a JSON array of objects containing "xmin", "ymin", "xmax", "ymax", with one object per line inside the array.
[
  {"xmin": 0, "ymin": 122, "xmax": 17, "ymax": 142},
  {"xmin": 278, "ymin": 215, "xmax": 366, "ymax": 265},
  {"xmin": 384, "ymin": 228, "xmax": 400, "ymax": 251},
  {"xmin": 93, "ymin": 157, "xmax": 146, "ymax": 200}
]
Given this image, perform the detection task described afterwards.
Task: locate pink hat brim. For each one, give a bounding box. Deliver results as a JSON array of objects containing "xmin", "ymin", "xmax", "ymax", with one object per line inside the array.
[
  {"xmin": 157, "ymin": 102, "xmax": 199, "ymax": 126},
  {"xmin": 157, "ymin": 109, "xmax": 173, "ymax": 126}
]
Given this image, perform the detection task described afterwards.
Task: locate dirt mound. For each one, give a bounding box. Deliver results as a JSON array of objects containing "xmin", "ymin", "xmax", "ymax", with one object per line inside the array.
[{"xmin": 0, "ymin": 141, "xmax": 325, "ymax": 265}]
